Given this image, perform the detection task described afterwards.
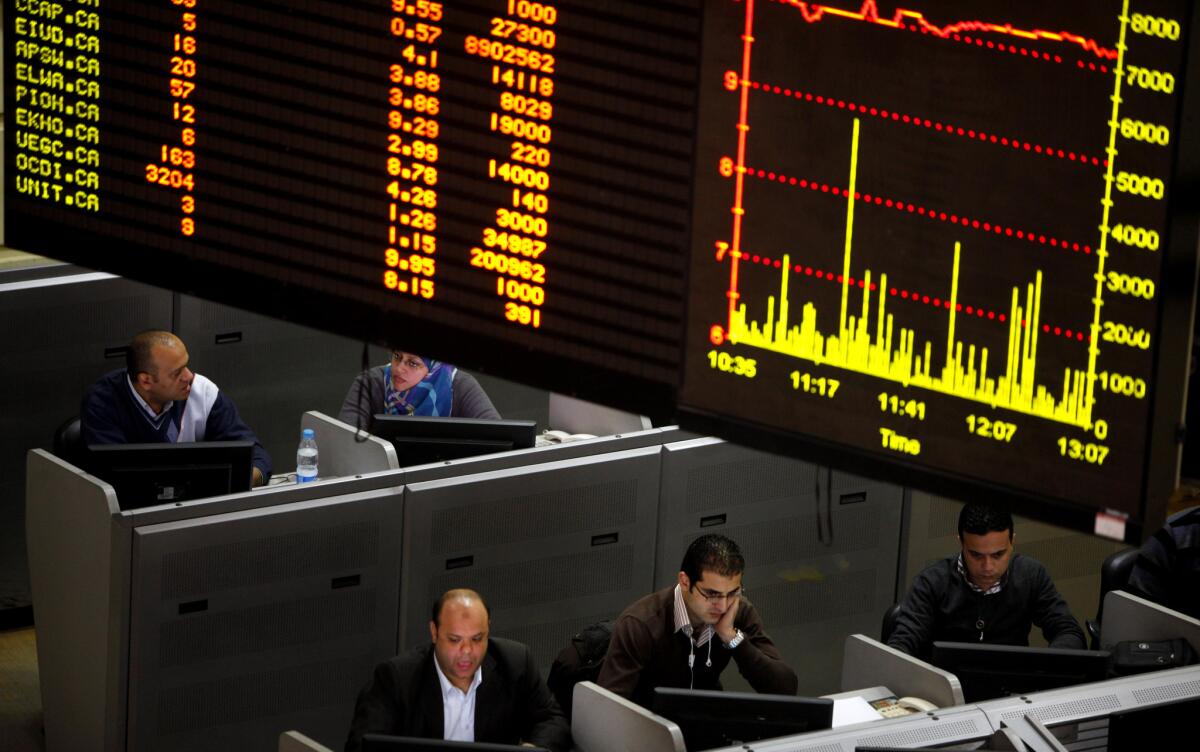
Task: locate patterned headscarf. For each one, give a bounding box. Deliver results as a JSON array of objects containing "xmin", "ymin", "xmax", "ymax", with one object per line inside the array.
[{"xmin": 383, "ymin": 357, "xmax": 456, "ymax": 417}]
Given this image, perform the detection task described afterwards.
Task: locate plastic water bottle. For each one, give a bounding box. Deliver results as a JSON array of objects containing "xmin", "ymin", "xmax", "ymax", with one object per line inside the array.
[{"xmin": 296, "ymin": 428, "xmax": 318, "ymax": 483}]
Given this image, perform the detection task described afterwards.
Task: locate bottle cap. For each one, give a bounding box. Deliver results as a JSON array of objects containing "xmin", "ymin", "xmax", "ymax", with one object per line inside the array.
[{"xmin": 302, "ymin": 428, "xmax": 315, "ymax": 439}]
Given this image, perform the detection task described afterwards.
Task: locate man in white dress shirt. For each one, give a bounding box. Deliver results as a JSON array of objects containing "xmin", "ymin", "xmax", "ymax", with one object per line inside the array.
[{"xmin": 346, "ymin": 589, "xmax": 570, "ymax": 751}]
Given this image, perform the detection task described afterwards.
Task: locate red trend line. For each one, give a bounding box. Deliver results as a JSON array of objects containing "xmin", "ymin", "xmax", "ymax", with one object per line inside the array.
[
  {"xmin": 743, "ymin": 164, "xmax": 1095, "ymax": 257},
  {"xmin": 746, "ymin": 79, "xmax": 1107, "ymax": 168},
  {"xmin": 775, "ymin": 0, "xmax": 1119, "ymax": 61}
]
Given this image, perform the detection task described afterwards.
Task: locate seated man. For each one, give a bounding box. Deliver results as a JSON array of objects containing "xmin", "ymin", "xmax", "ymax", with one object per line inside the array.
[
  {"xmin": 1127, "ymin": 486, "xmax": 1200, "ymax": 619},
  {"xmin": 346, "ymin": 588, "xmax": 570, "ymax": 752},
  {"xmin": 80, "ymin": 330, "xmax": 271, "ymax": 485},
  {"xmin": 597, "ymin": 534, "xmax": 798, "ymax": 708},
  {"xmin": 888, "ymin": 502, "xmax": 1085, "ymax": 658},
  {"xmin": 338, "ymin": 350, "xmax": 500, "ymax": 427}
]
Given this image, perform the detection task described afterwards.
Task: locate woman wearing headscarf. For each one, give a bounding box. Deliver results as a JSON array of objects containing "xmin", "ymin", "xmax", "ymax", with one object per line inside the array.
[{"xmin": 338, "ymin": 350, "xmax": 500, "ymax": 428}]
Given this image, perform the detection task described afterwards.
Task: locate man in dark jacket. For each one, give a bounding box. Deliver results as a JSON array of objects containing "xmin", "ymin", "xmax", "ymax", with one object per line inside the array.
[
  {"xmin": 887, "ymin": 503, "xmax": 1085, "ymax": 659},
  {"xmin": 597, "ymin": 534, "xmax": 798, "ymax": 708},
  {"xmin": 346, "ymin": 589, "xmax": 570, "ymax": 752},
  {"xmin": 1127, "ymin": 487, "xmax": 1200, "ymax": 620}
]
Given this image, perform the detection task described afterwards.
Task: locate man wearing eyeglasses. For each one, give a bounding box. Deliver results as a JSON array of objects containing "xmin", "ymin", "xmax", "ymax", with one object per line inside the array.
[{"xmin": 597, "ymin": 534, "xmax": 798, "ymax": 708}]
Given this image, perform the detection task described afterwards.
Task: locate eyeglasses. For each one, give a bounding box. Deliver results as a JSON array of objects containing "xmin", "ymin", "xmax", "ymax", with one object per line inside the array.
[
  {"xmin": 391, "ymin": 353, "xmax": 426, "ymax": 371},
  {"xmin": 692, "ymin": 585, "xmax": 743, "ymax": 603}
]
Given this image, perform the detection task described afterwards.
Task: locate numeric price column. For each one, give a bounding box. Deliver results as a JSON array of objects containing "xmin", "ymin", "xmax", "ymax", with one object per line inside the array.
[
  {"xmin": 383, "ymin": 0, "xmax": 444, "ymax": 300},
  {"xmin": 144, "ymin": 0, "xmax": 199, "ymax": 236},
  {"xmin": 466, "ymin": 0, "xmax": 559, "ymax": 329}
]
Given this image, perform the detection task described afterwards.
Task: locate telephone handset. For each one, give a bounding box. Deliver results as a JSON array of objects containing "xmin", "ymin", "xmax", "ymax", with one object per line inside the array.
[
  {"xmin": 895, "ymin": 696, "xmax": 938, "ymax": 712},
  {"xmin": 871, "ymin": 695, "xmax": 938, "ymax": 717}
]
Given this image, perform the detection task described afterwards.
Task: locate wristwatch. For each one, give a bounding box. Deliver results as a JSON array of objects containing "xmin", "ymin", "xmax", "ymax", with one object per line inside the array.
[{"xmin": 724, "ymin": 629, "xmax": 745, "ymax": 649}]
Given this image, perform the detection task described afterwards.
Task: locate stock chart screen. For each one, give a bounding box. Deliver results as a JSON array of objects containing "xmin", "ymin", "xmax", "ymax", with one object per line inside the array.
[
  {"xmin": 4, "ymin": 0, "xmax": 700, "ymax": 410},
  {"xmin": 681, "ymin": 0, "xmax": 1197, "ymax": 524}
]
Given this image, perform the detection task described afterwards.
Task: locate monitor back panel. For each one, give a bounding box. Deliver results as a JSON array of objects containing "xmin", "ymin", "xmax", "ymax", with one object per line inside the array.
[
  {"xmin": 400, "ymin": 447, "xmax": 662, "ymax": 672},
  {"xmin": 655, "ymin": 437, "xmax": 905, "ymax": 695},
  {"xmin": 127, "ymin": 488, "xmax": 403, "ymax": 752}
]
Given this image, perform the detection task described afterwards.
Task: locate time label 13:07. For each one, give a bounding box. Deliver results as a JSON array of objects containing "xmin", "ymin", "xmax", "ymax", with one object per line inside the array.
[{"xmin": 383, "ymin": 0, "xmax": 559, "ymax": 331}]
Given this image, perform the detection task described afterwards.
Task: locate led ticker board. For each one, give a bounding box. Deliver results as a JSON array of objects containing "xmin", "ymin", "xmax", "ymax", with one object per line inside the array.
[
  {"xmin": 4, "ymin": 0, "xmax": 701, "ymax": 415},
  {"xmin": 680, "ymin": 0, "xmax": 1200, "ymax": 532}
]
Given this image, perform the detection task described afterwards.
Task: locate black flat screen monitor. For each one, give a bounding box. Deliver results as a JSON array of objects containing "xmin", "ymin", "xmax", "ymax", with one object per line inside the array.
[
  {"xmin": 652, "ymin": 687, "xmax": 833, "ymax": 751},
  {"xmin": 361, "ymin": 737, "xmax": 546, "ymax": 752},
  {"xmin": 931, "ymin": 641, "xmax": 1111, "ymax": 702},
  {"xmin": 86, "ymin": 441, "xmax": 255, "ymax": 511},
  {"xmin": 370, "ymin": 415, "xmax": 537, "ymax": 466},
  {"xmin": 1108, "ymin": 694, "xmax": 1200, "ymax": 748}
]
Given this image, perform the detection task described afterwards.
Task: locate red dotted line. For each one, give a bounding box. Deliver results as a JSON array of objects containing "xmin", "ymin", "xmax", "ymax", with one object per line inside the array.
[
  {"xmin": 743, "ymin": 164, "xmax": 1094, "ymax": 256},
  {"xmin": 747, "ymin": 80, "xmax": 1106, "ymax": 168},
  {"xmin": 943, "ymin": 30, "xmax": 1064, "ymax": 65},
  {"xmin": 737, "ymin": 252, "xmax": 1089, "ymax": 341},
  {"xmin": 939, "ymin": 29, "xmax": 1110, "ymax": 74}
]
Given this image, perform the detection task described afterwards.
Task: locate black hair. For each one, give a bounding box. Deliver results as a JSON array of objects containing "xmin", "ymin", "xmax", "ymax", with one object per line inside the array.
[
  {"xmin": 679, "ymin": 534, "xmax": 745, "ymax": 584},
  {"xmin": 957, "ymin": 502, "xmax": 1013, "ymax": 539}
]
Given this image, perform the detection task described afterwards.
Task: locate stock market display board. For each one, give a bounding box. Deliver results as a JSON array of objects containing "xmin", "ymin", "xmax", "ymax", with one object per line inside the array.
[
  {"xmin": 6, "ymin": 0, "xmax": 1199, "ymax": 534},
  {"xmin": 5, "ymin": 0, "xmax": 701, "ymax": 409},
  {"xmin": 681, "ymin": 0, "xmax": 1198, "ymax": 527}
]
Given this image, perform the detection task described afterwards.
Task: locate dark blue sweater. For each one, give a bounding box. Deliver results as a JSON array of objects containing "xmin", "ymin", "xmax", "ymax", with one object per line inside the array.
[{"xmin": 81, "ymin": 369, "xmax": 272, "ymax": 479}]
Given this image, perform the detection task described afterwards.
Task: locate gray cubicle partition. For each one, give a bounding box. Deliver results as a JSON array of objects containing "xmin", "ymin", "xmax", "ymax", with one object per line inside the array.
[
  {"xmin": 840, "ymin": 634, "xmax": 964, "ymax": 707},
  {"xmin": 399, "ymin": 425, "xmax": 691, "ymax": 483},
  {"xmin": 2, "ymin": 271, "xmax": 173, "ymax": 615},
  {"xmin": 655, "ymin": 438, "xmax": 906, "ymax": 696},
  {"xmin": 26, "ymin": 447, "xmax": 407, "ymax": 752},
  {"xmin": 300, "ymin": 410, "xmax": 399, "ymax": 477},
  {"xmin": 1100, "ymin": 590, "xmax": 1200, "ymax": 652},
  {"xmin": 572, "ymin": 681, "xmax": 686, "ymax": 752},
  {"xmin": 399, "ymin": 446, "xmax": 664, "ymax": 670},
  {"xmin": 26, "ymin": 449, "xmax": 131, "ymax": 752},
  {"xmin": 125, "ymin": 488, "xmax": 403, "ymax": 752}
]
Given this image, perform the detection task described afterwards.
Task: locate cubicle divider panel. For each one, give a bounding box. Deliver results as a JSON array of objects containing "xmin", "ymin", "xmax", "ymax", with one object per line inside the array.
[
  {"xmin": 25, "ymin": 449, "xmax": 132, "ymax": 752},
  {"xmin": 126, "ymin": 487, "xmax": 404, "ymax": 752},
  {"xmin": 301, "ymin": 411, "xmax": 399, "ymax": 477},
  {"xmin": 1, "ymin": 273, "xmax": 172, "ymax": 617},
  {"xmin": 655, "ymin": 438, "xmax": 904, "ymax": 696},
  {"xmin": 400, "ymin": 447, "xmax": 663, "ymax": 673},
  {"xmin": 399, "ymin": 426, "xmax": 690, "ymax": 484}
]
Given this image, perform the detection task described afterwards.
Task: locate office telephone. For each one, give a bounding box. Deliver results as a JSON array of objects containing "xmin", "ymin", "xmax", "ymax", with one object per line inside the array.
[{"xmin": 870, "ymin": 696, "xmax": 938, "ymax": 717}]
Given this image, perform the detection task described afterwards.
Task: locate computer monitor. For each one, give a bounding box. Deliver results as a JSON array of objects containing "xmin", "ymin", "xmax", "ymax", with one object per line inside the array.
[
  {"xmin": 1107, "ymin": 694, "xmax": 1200, "ymax": 748},
  {"xmin": 86, "ymin": 441, "xmax": 255, "ymax": 510},
  {"xmin": 651, "ymin": 687, "xmax": 833, "ymax": 750},
  {"xmin": 361, "ymin": 736, "xmax": 546, "ymax": 752},
  {"xmin": 369, "ymin": 415, "xmax": 537, "ymax": 466},
  {"xmin": 931, "ymin": 641, "xmax": 1111, "ymax": 703}
]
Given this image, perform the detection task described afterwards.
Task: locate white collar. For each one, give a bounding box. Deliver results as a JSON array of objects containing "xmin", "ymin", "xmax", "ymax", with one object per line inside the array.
[
  {"xmin": 673, "ymin": 583, "xmax": 715, "ymax": 646},
  {"xmin": 126, "ymin": 373, "xmax": 172, "ymax": 421},
  {"xmin": 433, "ymin": 652, "xmax": 483, "ymax": 698}
]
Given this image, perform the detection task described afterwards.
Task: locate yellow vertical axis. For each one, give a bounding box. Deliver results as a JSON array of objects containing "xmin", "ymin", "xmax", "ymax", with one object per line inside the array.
[
  {"xmin": 1085, "ymin": 0, "xmax": 1131, "ymax": 430},
  {"xmin": 839, "ymin": 119, "xmax": 862, "ymax": 347},
  {"xmin": 946, "ymin": 241, "xmax": 962, "ymax": 379}
]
